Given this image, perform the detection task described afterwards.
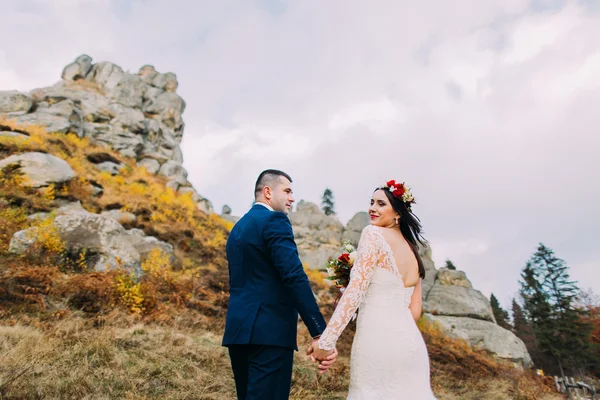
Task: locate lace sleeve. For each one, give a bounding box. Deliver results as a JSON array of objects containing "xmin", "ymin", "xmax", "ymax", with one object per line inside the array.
[{"xmin": 318, "ymin": 225, "xmax": 382, "ymax": 351}]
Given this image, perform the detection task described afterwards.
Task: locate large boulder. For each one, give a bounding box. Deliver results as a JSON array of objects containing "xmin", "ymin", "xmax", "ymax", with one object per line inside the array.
[
  {"xmin": 418, "ymin": 242, "xmax": 438, "ymax": 297},
  {"xmin": 0, "ymin": 152, "xmax": 76, "ymax": 187},
  {"xmin": 61, "ymin": 54, "xmax": 93, "ymax": 81},
  {"xmin": 0, "ymin": 91, "xmax": 33, "ymax": 115},
  {"xmin": 423, "ymin": 283, "xmax": 496, "ymax": 322},
  {"xmin": 425, "ymin": 314, "xmax": 533, "ymax": 367},
  {"xmin": 124, "ymin": 228, "xmax": 174, "ymax": 263},
  {"xmin": 436, "ymin": 267, "xmax": 472, "ymax": 288},
  {"xmin": 290, "ymin": 201, "xmax": 344, "ymax": 269},
  {"xmin": 9, "ymin": 203, "xmax": 173, "ymax": 275},
  {"xmin": 342, "ymin": 212, "xmax": 369, "ymax": 245}
]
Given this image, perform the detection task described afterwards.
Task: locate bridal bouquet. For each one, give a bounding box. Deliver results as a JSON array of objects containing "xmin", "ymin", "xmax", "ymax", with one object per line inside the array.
[{"xmin": 326, "ymin": 241, "xmax": 357, "ymax": 291}]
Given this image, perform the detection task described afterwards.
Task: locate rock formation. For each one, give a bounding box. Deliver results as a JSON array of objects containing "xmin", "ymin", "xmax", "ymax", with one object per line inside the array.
[
  {"xmin": 9, "ymin": 201, "xmax": 173, "ymax": 276},
  {"xmin": 0, "ymin": 54, "xmax": 212, "ymax": 214}
]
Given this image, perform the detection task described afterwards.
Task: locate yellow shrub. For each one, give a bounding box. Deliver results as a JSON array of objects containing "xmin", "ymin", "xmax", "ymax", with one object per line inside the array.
[
  {"xmin": 141, "ymin": 248, "xmax": 172, "ymax": 280},
  {"xmin": 63, "ymin": 133, "xmax": 90, "ymax": 150},
  {"xmin": 0, "ymin": 206, "xmax": 28, "ymax": 251},
  {"xmin": 114, "ymin": 272, "xmax": 144, "ymax": 314},
  {"xmin": 28, "ymin": 217, "xmax": 66, "ymax": 256},
  {"xmin": 209, "ymin": 213, "xmax": 235, "ymax": 232}
]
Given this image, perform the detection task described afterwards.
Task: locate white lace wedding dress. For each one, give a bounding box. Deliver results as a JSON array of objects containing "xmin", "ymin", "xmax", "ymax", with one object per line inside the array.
[{"xmin": 319, "ymin": 225, "xmax": 436, "ymax": 399}]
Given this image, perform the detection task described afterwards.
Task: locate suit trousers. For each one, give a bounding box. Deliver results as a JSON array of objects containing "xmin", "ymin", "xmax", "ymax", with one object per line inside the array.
[{"xmin": 227, "ymin": 344, "xmax": 294, "ymax": 400}]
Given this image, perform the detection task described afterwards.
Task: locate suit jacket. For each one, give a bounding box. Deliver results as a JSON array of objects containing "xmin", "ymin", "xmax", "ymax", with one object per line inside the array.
[{"xmin": 222, "ymin": 204, "xmax": 326, "ymax": 350}]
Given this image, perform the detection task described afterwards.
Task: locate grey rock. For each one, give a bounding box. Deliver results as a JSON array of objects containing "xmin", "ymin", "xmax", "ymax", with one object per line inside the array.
[
  {"xmin": 222, "ymin": 205, "xmax": 232, "ymax": 215},
  {"xmin": 8, "ymin": 229, "xmax": 38, "ymax": 254},
  {"xmin": 290, "ymin": 201, "xmax": 345, "ymax": 269},
  {"xmin": 10, "ymin": 208, "xmax": 141, "ymax": 274},
  {"xmin": 425, "ymin": 314, "xmax": 533, "ymax": 367},
  {"xmin": 152, "ymin": 72, "xmax": 178, "ymax": 92},
  {"xmin": 108, "ymin": 103, "xmax": 145, "ymax": 132},
  {"xmin": 11, "ymin": 112, "xmax": 73, "ymax": 134},
  {"xmin": 171, "ymin": 146, "xmax": 183, "ymax": 164},
  {"xmin": 88, "ymin": 62, "xmax": 146, "ymax": 108},
  {"xmin": 26, "ymin": 212, "xmax": 51, "ymax": 222},
  {"xmin": 197, "ymin": 198, "xmax": 213, "ymax": 214},
  {"xmin": 342, "ymin": 212, "xmax": 370, "ymax": 245},
  {"xmin": 158, "ymin": 160, "xmax": 187, "ymax": 184},
  {"xmin": 94, "ymin": 161, "xmax": 121, "ymax": 175},
  {"xmin": 437, "ymin": 267, "xmax": 472, "ymax": 288},
  {"xmin": 88, "ymin": 181, "xmax": 104, "ymax": 197},
  {"xmin": 0, "ymin": 91, "xmax": 33, "ymax": 114},
  {"xmin": 139, "ymin": 158, "xmax": 160, "ymax": 174},
  {"xmin": 413, "ymin": 242, "xmax": 438, "ymax": 297},
  {"xmin": 125, "ymin": 230, "xmax": 174, "ymax": 263},
  {"xmin": 138, "ymin": 65, "xmax": 158, "ymax": 85},
  {"xmin": 101, "ymin": 210, "xmax": 136, "ymax": 224},
  {"xmin": 62, "ymin": 54, "xmax": 93, "ymax": 80},
  {"xmin": 0, "ymin": 131, "xmax": 29, "ymax": 139},
  {"xmin": 143, "ymin": 92, "xmax": 185, "ymax": 129},
  {"xmin": 423, "ymin": 284, "xmax": 496, "ymax": 323},
  {"xmin": 0, "ymin": 152, "xmax": 76, "ymax": 187},
  {"xmin": 144, "ymin": 86, "xmax": 163, "ymax": 100}
]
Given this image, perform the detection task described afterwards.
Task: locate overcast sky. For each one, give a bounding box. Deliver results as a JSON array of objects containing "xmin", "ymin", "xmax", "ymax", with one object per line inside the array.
[{"xmin": 2, "ymin": 0, "xmax": 599, "ymax": 310}]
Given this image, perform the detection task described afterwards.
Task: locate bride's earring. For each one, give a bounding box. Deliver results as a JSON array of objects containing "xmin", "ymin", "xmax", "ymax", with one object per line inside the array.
[{"xmin": 394, "ymin": 217, "xmax": 399, "ymax": 225}]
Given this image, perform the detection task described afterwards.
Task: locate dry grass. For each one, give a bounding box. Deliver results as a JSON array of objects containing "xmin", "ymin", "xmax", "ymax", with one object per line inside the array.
[
  {"xmin": 0, "ymin": 119, "xmax": 566, "ymax": 399},
  {"xmin": 0, "ymin": 314, "xmax": 564, "ymax": 400}
]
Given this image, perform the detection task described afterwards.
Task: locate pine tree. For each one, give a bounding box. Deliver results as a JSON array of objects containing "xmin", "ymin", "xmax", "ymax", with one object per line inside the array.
[
  {"xmin": 512, "ymin": 299, "xmax": 535, "ymax": 346},
  {"xmin": 519, "ymin": 243, "xmax": 598, "ymax": 374},
  {"xmin": 444, "ymin": 260, "xmax": 456, "ymax": 270},
  {"xmin": 321, "ymin": 188, "xmax": 335, "ymax": 216},
  {"xmin": 490, "ymin": 293, "xmax": 511, "ymax": 330}
]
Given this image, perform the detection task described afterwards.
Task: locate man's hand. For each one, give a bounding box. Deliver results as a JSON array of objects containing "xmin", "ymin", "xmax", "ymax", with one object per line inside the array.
[{"xmin": 306, "ymin": 338, "xmax": 338, "ymax": 374}]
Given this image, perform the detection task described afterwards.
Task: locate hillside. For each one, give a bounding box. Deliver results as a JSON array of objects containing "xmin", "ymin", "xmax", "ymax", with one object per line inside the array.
[{"xmin": 0, "ymin": 57, "xmax": 563, "ymax": 399}]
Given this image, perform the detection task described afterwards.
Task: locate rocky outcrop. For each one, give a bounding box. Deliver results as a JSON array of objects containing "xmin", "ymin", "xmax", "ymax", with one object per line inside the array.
[
  {"xmin": 9, "ymin": 202, "xmax": 173, "ymax": 275},
  {"xmin": 425, "ymin": 314, "xmax": 533, "ymax": 367},
  {"xmin": 0, "ymin": 54, "xmax": 212, "ymax": 214},
  {"xmin": 220, "ymin": 204, "xmax": 240, "ymax": 224},
  {"xmin": 289, "ymin": 201, "xmax": 345, "ymax": 269},
  {"xmin": 421, "ymin": 266, "xmax": 533, "ymax": 365},
  {"xmin": 342, "ymin": 212, "xmax": 369, "ymax": 245},
  {"xmin": 0, "ymin": 152, "xmax": 76, "ymax": 188}
]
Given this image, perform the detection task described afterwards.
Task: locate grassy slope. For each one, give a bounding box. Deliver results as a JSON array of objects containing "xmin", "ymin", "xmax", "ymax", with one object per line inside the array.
[{"xmin": 0, "ymin": 113, "xmax": 563, "ymax": 399}]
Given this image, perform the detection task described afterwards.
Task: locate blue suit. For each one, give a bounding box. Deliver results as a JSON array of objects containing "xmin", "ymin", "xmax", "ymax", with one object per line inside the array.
[{"xmin": 223, "ymin": 204, "xmax": 326, "ymax": 399}]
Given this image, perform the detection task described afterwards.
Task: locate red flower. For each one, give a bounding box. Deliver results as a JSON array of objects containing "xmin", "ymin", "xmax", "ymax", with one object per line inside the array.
[
  {"xmin": 393, "ymin": 187, "xmax": 405, "ymax": 198},
  {"xmin": 338, "ymin": 253, "xmax": 350, "ymax": 263},
  {"xmin": 386, "ymin": 180, "xmax": 396, "ymax": 187}
]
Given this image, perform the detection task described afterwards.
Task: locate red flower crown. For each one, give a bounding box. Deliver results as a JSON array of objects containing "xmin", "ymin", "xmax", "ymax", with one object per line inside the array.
[{"xmin": 381, "ymin": 180, "xmax": 415, "ymax": 209}]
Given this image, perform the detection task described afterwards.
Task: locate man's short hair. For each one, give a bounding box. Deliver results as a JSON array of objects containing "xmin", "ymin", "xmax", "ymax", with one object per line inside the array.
[{"xmin": 254, "ymin": 169, "xmax": 292, "ymax": 198}]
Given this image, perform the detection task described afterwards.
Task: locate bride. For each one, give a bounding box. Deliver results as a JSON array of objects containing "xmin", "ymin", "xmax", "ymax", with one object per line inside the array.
[{"xmin": 309, "ymin": 180, "xmax": 436, "ymax": 399}]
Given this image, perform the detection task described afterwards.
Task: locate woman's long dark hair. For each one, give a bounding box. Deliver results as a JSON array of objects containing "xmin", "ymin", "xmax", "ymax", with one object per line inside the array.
[{"xmin": 378, "ymin": 188, "xmax": 427, "ymax": 279}]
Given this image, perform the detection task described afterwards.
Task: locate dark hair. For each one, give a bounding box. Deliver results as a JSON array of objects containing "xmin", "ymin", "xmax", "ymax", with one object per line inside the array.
[
  {"xmin": 255, "ymin": 169, "xmax": 292, "ymax": 199},
  {"xmin": 377, "ymin": 188, "xmax": 427, "ymax": 279}
]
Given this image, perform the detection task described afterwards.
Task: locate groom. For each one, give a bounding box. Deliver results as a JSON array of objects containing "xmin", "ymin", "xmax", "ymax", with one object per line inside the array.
[{"xmin": 223, "ymin": 169, "xmax": 336, "ymax": 400}]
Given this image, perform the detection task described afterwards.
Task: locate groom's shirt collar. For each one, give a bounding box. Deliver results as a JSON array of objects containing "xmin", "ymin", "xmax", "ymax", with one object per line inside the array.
[{"xmin": 254, "ymin": 202, "xmax": 274, "ymax": 211}]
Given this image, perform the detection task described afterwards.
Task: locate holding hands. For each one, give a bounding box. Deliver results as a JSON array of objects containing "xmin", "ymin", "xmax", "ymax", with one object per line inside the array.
[{"xmin": 306, "ymin": 338, "xmax": 338, "ymax": 374}]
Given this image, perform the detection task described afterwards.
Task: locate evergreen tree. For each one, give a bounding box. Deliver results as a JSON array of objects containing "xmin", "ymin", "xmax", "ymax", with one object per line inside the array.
[
  {"xmin": 512, "ymin": 299, "xmax": 536, "ymax": 347},
  {"xmin": 490, "ymin": 293, "xmax": 511, "ymax": 330},
  {"xmin": 321, "ymin": 188, "xmax": 335, "ymax": 216},
  {"xmin": 444, "ymin": 260, "xmax": 456, "ymax": 270},
  {"xmin": 519, "ymin": 243, "xmax": 597, "ymax": 374}
]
